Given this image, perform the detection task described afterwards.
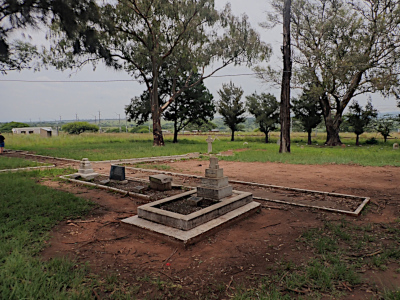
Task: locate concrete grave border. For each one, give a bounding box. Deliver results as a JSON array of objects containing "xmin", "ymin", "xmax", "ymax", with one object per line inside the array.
[
  {"xmin": 120, "ymin": 166, "xmax": 370, "ymax": 216},
  {"xmin": 59, "ymin": 174, "xmax": 195, "ymax": 202}
]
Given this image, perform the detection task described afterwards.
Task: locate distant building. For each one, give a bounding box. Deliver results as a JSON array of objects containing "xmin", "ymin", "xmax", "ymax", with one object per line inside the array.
[{"xmin": 12, "ymin": 127, "xmax": 57, "ymax": 137}]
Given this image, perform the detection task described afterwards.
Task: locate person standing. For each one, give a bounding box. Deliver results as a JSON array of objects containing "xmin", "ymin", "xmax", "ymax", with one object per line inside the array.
[{"xmin": 0, "ymin": 132, "xmax": 5, "ymax": 154}]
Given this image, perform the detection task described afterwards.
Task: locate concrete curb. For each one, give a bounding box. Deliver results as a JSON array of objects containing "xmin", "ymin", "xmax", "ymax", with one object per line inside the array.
[{"xmin": 0, "ymin": 165, "xmax": 56, "ymax": 173}]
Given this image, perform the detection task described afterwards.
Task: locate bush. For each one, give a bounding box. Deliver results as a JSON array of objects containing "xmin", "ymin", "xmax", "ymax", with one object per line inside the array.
[
  {"xmin": 365, "ymin": 137, "xmax": 378, "ymax": 144},
  {"xmin": 130, "ymin": 125, "xmax": 149, "ymax": 133},
  {"xmin": 0, "ymin": 121, "xmax": 30, "ymax": 133},
  {"xmin": 62, "ymin": 122, "xmax": 99, "ymax": 134}
]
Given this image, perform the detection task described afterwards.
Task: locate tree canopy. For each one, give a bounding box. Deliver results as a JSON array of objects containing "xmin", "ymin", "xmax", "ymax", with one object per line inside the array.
[
  {"xmin": 62, "ymin": 121, "xmax": 98, "ymax": 134},
  {"xmin": 346, "ymin": 100, "xmax": 377, "ymax": 145},
  {"xmin": 246, "ymin": 92, "xmax": 279, "ymax": 143},
  {"xmin": 292, "ymin": 89, "xmax": 322, "ymax": 145},
  {"xmin": 48, "ymin": 0, "xmax": 269, "ymax": 146},
  {"xmin": 0, "ymin": 0, "xmax": 99, "ymax": 73},
  {"xmin": 218, "ymin": 81, "xmax": 246, "ymax": 142},
  {"xmin": 126, "ymin": 71, "xmax": 215, "ymax": 143},
  {"xmin": 262, "ymin": 0, "xmax": 400, "ymax": 146}
]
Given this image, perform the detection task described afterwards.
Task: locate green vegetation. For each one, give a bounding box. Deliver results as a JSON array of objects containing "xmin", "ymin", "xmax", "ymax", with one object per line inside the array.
[
  {"xmin": 5, "ymin": 132, "xmax": 400, "ymax": 166},
  {"xmin": 233, "ymin": 220, "xmax": 400, "ymax": 299},
  {"xmin": 0, "ymin": 156, "xmax": 47, "ymax": 170},
  {"xmin": 0, "ymin": 121, "xmax": 30, "ymax": 133},
  {"xmin": 62, "ymin": 121, "xmax": 99, "ymax": 134},
  {"xmin": 0, "ymin": 169, "xmax": 94, "ymax": 299}
]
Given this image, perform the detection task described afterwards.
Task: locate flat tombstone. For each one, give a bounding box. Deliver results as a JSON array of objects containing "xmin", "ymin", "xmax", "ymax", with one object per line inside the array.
[{"xmin": 110, "ymin": 165, "xmax": 126, "ymax": 181}]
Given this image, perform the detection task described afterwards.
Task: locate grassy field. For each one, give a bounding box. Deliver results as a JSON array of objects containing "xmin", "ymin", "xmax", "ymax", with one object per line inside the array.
[
  {"xmin": 0, "ymin": 169, "xmax": 95, "ymax": 299},
  {"xmin": 4, "ymin": 131, "xmax": 400, "ymax": 166},
  {"xmin": 0, "ymin": 156, "xmax": 49, "ymax": 170}
]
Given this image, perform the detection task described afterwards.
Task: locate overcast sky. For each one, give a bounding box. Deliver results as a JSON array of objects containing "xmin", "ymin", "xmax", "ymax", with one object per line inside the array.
[{"xmin": 1, "ymin": 0, "xmax": 399, "ymax": 123}]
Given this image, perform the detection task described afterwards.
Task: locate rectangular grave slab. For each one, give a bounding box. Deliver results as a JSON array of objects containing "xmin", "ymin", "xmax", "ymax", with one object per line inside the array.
[
  {"xmin": 110, "ymin": 165, "xmax": 126, "ymax": 181},
  {"xmin": 137, "ymin": 190, "xmax": 253, "ymax": 231},
  {"xmin": 149, "ymin": 174, "xmax": 172, "ymax": 191}
]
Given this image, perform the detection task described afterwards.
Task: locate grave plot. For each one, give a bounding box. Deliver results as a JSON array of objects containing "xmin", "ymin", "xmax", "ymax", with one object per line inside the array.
[
  {"xmin": 122, "ymin": 157, "xmax": 260, "ymax": 245},
  {"xmin": 60, "ymin": 158, "xmax": 193, "ymax": 201},
  {"xmin": 121, "ymin": 161, "xmax": 369, "ymax": 216}
]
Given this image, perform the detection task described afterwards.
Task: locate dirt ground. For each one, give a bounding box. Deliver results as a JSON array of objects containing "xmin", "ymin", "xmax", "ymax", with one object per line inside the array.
[{"xmin": 5, "ymin": 152, "xmax": 400, "ymax": 299}]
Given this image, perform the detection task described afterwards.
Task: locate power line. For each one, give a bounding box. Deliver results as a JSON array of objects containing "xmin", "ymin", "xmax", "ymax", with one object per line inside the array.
[{"xmin": 0, "ymin": 73, "xmax": 260, "ymax": 83}]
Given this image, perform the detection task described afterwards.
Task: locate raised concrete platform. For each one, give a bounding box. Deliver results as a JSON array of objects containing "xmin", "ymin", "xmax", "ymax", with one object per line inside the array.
[
  {"xmin": 121, "ymin": 201, "xmax": 260, "ymax": 245},
  {"xmin": 137, "ymin": 190, "xmax": 253, "ymax": 230}
]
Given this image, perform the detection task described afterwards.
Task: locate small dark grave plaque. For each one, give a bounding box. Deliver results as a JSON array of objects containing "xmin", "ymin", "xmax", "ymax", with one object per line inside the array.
[{"xmin": 110, "ymin": 165, "xmax": 126, "ymax": 181}]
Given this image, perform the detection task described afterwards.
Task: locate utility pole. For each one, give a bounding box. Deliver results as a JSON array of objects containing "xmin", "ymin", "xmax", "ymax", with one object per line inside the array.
[
  {"xmin": 280, "ymin": 0, "xmax": 292, "ymax": 153},
  {"xmin": 98, "ymin": 111, "xmax": 101, "ymax": 133},
  {"xmin": 115, "ymin": 113, "xmax": 121, "ymax": 132},
  {"xmin": 76, "ymin": 113, "xmax": 78, "ymax": 121}
]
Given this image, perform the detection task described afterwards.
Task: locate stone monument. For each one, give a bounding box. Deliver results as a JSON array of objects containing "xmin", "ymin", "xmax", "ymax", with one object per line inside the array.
[
  {"xmin": 77, "ymin": 158, "xmax": 98, "ymax": 180},
  {"xmin": 393, "ymin": 143, "xmax": 399, "ymax": 150},
  {"xmin": 206, "ymin": 135, "xmax": 215, "ymax": 153},
  {"xmin": 197, "ymin": 157, "xmax": 232, "ymax": 200}
]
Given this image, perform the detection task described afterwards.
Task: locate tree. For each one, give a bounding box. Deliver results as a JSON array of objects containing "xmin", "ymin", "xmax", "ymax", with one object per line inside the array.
[
  {"xmin": 346, "ymin": 100, "xmax": 378, "ymax": 145},
  {"xmin": 48, "ymin": 1, "xmax": 269, "ymax": 146},
  {"xmin": 375, "ymin": 115, "xmax": 395, "ymax": 143},
  {"xmin": 218, "ymin": 81, "xmax": 246, "ymax": 142},
  {"xmin": 0, "ymin": 0, "xmax": 99, "ymax": 73},
  {"xmin": 264, "ymin": 0, "xmax": 400, "ymax": 146},
  {"xmin": 292, "ymin": 89, "xmax": 322, "ymax": 145},
  {"xmin": 62, "ymin": 122, "xmax": 98, "ymax": 134},
  {"xmin": 126, "ymin": 72, "xmax": 215, "ymax": 143},
  {"xmin": 0, "ymin": 121, "xmax": 30, "ymax": 133},
  {"xmin": 280, "ymin": 0, "xmax": 292, "ymax": 153},
  {"xmin": 185, "ymin": 120, "xmax": 217, "ymax": 132},
  {"xmin": 246, "ymin": 92, "xmax": 279, "ymax": 143}
]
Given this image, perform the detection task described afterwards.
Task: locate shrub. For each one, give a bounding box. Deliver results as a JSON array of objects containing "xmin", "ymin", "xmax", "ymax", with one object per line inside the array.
[
  {"xmin": 130, "ymin": 125, "xmax": 149, "ymax": 133},
  {"xmin": 365, "ymin": 137, "xmax": 378, "ymax": 144},
  {"xmin": 0, "ymin": 121, "xmax": 30, "ymax": 133},
  {"xmin": 62, "ymin": 122, "xmax": 99, "ymax": 134}
]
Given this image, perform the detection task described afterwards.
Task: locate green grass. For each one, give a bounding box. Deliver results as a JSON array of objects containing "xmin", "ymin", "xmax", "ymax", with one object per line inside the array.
[
  {"xmin": 0, "ymin": 169, "xmax": 94, "ymax": 299},
  {"xmin": 5, "ymin": 132, "xmax": 400, "ymax": 166},
  {"xmin": 0, "ymin": 156, "xmax": 47, "ymax": 170}
]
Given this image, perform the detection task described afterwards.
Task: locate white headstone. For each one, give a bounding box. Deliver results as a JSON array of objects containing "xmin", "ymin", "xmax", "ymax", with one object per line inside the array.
[{"xmin": 206, "ymin": 135, "xmax": 215, "ymax": 153}]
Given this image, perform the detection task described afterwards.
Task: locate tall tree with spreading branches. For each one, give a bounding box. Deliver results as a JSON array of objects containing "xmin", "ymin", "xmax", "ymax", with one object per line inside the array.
[
  {"xmin": 47, "ymin": 0, "xmax": 269, "ymax": 146},
  {"xmin": 259, "ymin": 0, "xmax": 400, "ymax": 146},
  {"xmin": 246, "ymin": 92, "xmax": 279, "ymax": 143},
  {"xmin": 218, "ymin": 81, "xmax": 246, "ymax": 142}
]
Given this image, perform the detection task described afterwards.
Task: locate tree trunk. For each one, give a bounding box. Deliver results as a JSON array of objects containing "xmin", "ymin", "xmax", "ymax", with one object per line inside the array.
[
  {"xmin": 151, "ymin": 63, "xmax": 164, "ymax": 146},
  {"xmin": 324, "ymin": 114, "xmax": 342, "ymax": 146},
  {"xmin": 280, "ymin": 0, "xmax": 291, "ymax": 153},
  {"xmin": 173, "ymin": 122, "xmax": 178, "ymax": 143},
  {"xmin": 307, "ymin": 130, "xmax": 312, "ymax": 145},
  {"xmin": 356, "ymin": 134, "xmax": 359, "ymax": 146},
  {"xmin": 265, "ymin": 132, "xmax": 269, "ymax": 143},
  {"xmin": 231, "ymin": 129, "xmax": 235, "ymax": 141}
]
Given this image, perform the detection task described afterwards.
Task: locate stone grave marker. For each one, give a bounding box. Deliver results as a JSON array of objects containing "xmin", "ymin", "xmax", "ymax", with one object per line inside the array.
[
  {"xmin": 393, "ymin": 143, "xmax": 399, "ymax": 150},
  {"xmin": 110, "ymin": 165, "xmax": 126, "ymax": 181},
  {"xmin": 206, "ymin": 135, "xmax": 215, "ymax": 153},
  {"xmin": 77, "ymin": 158, "xmax": 98, "ymax": 180},
  {"xmin": 149, "ymin": 174, "xmax": 173, "ymax": 191}
]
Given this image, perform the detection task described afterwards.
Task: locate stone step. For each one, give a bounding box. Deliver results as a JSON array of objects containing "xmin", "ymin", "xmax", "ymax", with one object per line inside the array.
[{"xmin": 122, "ymin": 201, "xmax": 261, "ymax": 245}]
